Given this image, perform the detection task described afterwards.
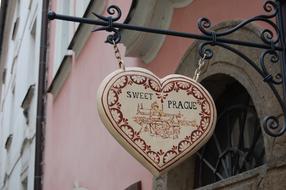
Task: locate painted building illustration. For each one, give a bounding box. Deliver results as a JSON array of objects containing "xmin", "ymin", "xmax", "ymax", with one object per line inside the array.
[{"xmin": 134, "ymin": 102, "xmax": 196, "ymax": 139}]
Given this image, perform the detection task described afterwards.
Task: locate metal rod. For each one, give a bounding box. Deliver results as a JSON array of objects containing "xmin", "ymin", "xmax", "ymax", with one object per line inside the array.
[
  {"xmin": 196, "ymin": 152, "xmax": 224, "ymax": 180},
  {"xmin": 47, "ymin": 12, "xmax": 283, "ymax": 51},
  {"xmin": 47, "ymin": 1, "xmax": 286, "ymax": 137},
  {"xmin": 277, "ymin": 0, "xmax": 286, "ymax": 112}
]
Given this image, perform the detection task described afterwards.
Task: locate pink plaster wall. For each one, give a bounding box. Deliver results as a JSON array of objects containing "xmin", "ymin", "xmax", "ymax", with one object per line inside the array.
[
  {"xmin": 44, "ymin": 0, "xmax": 265, "ymax": 189},
  {"xmin": 144, "ymin": 0, "xmax": 264, "ymax": 77}
]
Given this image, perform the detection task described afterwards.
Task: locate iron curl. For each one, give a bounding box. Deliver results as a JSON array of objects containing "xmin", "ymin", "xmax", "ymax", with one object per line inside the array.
[
  {"xmin": 260, "ymin": 50, "xmax": 282, "ymax": 84},
  {"xmin": 263, "ymin": 116, "xmax": 285, "ymax": 137},
  {"xmin": 92, "ymin": 5, "xmax": 122, "ymax": 44}
]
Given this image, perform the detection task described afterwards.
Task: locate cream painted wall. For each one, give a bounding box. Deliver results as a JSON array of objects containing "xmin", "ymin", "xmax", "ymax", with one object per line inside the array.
[{"xmin": 0, "ymin": 0, "xmax": 43, "ymax": 189}]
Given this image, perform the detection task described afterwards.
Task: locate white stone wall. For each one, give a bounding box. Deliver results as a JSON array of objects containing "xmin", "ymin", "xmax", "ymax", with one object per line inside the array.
[{"xmin": 0, "ymin": 0, "xmax": 43, "ymax": 189}]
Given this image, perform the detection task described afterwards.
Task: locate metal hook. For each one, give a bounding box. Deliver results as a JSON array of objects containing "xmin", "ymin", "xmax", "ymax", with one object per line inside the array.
[
  {"xmin": 211, "ymin": 32, "xmax": 217, "ymax": 45},
  {"xmin": 91, "ymin": 5, "xmax": 122, "ymax": 44}
]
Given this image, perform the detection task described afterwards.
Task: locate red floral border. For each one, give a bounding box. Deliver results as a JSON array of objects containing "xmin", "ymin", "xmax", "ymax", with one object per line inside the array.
[{"xmin": 105, "ymin": 73, "xmax": 213, "ymax": 169}]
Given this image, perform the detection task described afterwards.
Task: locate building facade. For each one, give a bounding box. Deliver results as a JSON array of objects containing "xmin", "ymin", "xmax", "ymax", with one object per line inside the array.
[
  {"xmin": 45, "ymin": 0, "xmax": 286, "ymax": 189},
  {"xmin": 0, "ymin": 0, "xmax": 285, "ymax": 190},
  {"xmin": 0, "ymin": 0, "xmax": 46, "ymax": 190}
]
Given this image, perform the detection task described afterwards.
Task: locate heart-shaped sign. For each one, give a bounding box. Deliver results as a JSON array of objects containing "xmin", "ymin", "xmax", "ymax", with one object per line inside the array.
[{"xmin": 97, "ymin": 67, "xmax": 216, "ymax": 176}]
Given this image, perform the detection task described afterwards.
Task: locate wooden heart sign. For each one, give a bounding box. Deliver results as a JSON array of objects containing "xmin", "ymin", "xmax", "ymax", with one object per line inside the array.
[{"xmin": 97, "ymin": 67, "xmax": 216, "ymax": 176}]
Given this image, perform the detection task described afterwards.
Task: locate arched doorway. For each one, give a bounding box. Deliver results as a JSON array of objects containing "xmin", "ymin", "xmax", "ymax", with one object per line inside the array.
[
  {"xmin": 152, "ymin": 21, "xmax": 283, "ymax": 190},
  {"xmin": 194, "ymin": 74, "xmax": 265, "ymax": 188}
]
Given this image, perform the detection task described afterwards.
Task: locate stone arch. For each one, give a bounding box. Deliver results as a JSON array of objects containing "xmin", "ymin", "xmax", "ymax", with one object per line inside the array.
[
  {"xmin": 176, "ymin": 20, "xmax": 284, "ymax": 160},
  {"xmin": 152, "ymin": 20, "xmax": 285, "ymax": 190}
]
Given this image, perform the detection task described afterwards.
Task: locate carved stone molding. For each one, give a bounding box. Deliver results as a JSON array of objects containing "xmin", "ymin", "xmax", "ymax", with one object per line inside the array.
[
  {"xmin": 121, "ymin": 0, "xmax": 193, "ymax": 64},
  {"xmin": 152, "ymin": 174, "xmax": 168, "ymax": 190},
  {"xmin": 68, "ymin": 0, "xmax": 106, "ymax": 56},
  {"xmin": 177, "ymin": 20, "xmax": 283, "ymax": 163}
]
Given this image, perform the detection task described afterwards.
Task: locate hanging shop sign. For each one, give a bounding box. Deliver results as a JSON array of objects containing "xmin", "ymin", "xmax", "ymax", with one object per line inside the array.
[{"xmin": 97, "ymin": 67, "xmax": 217, "ymax": 176}]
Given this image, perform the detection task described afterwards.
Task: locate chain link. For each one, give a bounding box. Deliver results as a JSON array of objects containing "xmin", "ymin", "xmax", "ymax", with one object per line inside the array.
[
  {"xmin": 112, "ymin": 41, "xmax": 208, "ymax": 77},
  {"xmin": 112, "ymin": 40, "xmax": 125, "ymax": 70},
  {"xmin": 193, "ymin": 54, "xmax": 208, "ymax": 81}
]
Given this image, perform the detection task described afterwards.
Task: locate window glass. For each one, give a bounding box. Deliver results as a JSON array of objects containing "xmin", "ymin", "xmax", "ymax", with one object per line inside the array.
[
  {"xmin": 194, "ymin": 75, "xmax": 265, "ymax": 188},
  {"xmin": 53, "ymin": 0, "xmax": 72, "ymax": 75},
  {"xmin": 53, "ymin": 1, "xmax": 91, "ymax": 75}
]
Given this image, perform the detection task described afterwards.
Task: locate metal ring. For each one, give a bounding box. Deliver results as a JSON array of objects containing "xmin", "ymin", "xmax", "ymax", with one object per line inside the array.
[{"xmin": 119, "ymin": 60, "xmax": 125, "ymax": 71}]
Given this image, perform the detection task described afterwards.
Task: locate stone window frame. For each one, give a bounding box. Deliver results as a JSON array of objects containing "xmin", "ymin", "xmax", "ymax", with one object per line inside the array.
[
  {"xmin": 121, "ymin": 0, "xmax": 193, "ymax": 64},
  {"xmin": 48, "ymin": 0, "xmax": 194, "ymax": 95},
  {"xmin": 153, "ymin": 21, "xmax": 284, "ymax": 190},
  {"xmin": 48, "ymin": 0, "xmax": 106, "ymax": 96}
]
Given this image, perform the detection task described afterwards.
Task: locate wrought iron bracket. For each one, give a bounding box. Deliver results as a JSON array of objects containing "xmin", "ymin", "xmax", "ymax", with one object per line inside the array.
[{"xmin": 47, "ymin": 0, "xmax": 286, "ymax": 137}]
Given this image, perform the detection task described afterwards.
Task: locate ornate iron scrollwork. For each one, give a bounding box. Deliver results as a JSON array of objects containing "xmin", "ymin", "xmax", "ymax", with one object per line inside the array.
[
  {"xmin": 92, "ymin": 5, "xmax": 122, "ymax": 44},
  {"xmin": 197, "ymin": 0, "xmax": 286, "ymax": 137},
  {"xmin": 47, "ymin": 1, "xmax": 286, "ymax": 137},
  {"xmin": 198, "ymin": 1, "xmax": 280, "ymax": 45}
]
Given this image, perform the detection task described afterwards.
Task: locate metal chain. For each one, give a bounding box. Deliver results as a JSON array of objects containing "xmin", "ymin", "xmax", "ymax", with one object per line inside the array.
[
  {"xmin": 112, "ymin": 40, "xmax": 125, "ymax": 70},
  {"xmin": 112, "ymin": 40, "xmax": 208, "ymax": 77},
  {"xmin": 193, "ymin": 54, "xmax": 208, "ymax": 81}
]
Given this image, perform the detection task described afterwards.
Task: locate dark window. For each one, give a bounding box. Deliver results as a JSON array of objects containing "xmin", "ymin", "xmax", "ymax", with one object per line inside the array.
[
  {"xmin": 125, "ymin": 181, "xmax": 141, "ymax": 190},
  {"xmin": 194, "ymin": 75, "xmax": 265, "ymax": 188},
  {"xmin": 11, "ymin": 17, "xmax": 19, "ymax": 40}
]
